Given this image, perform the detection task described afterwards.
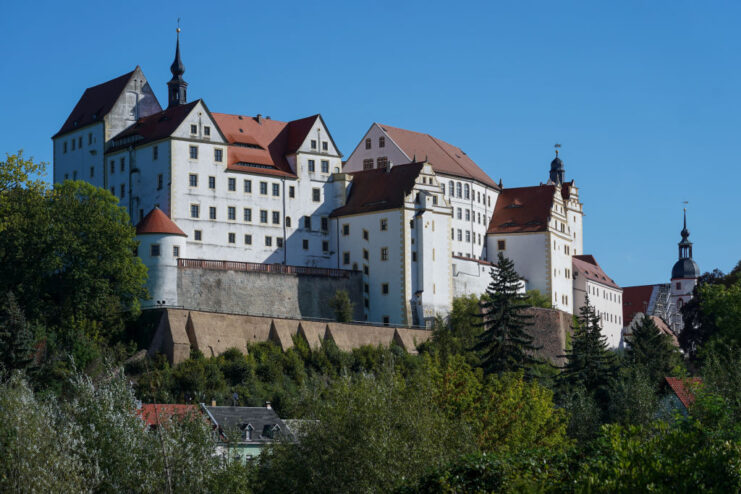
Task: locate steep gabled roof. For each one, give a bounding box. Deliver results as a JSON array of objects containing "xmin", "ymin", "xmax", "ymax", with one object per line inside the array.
[
  {"xmin": 487, "ymin": 185, "xmax": 556, "ymax": 234},
  {"xmin": 573, "ymin": 254, "xmax": 620, "ymax": 289},
  {"xmin": 330, "ymin": 162, "xmax": 425, "ymax": 217},
  {"xmin": 665, "ymin": 377, "xmax": 703, "ymax": 410},
  {"xmin": 202, "ymin": 405, "xmax": 293, "ymax": 443},
  {"xmin": 212, "ymin": 113, "xmax": 322, "ymax": 178},
  {"xmin": 378, "ymin": 124, "xmax": 497, "ymax": 188},
  {"xmin": 54, "ymin": 69, "xmax": 136, "ymax": 138},
  {"xmin": 138, "ymin": 404, "xmax": 200, "ymax": 427},
  {"xmin": 107, "ymin": 100, "xmax": 201, "ymax": 153},
  {"xmin": 136, "ymin": 207, "xmax": 187, "ymax": 236}
]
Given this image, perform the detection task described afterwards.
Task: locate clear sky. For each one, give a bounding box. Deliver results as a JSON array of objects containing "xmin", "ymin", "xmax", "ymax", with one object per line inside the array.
[{"xmin": 1, "ymin": 0, "xmax": 738, "ymax": 286}]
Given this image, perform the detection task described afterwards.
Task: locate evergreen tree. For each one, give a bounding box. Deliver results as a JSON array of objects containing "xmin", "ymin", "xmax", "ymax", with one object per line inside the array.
[
  {"xmin": 559, "ymin": 296, "xmax": 617, "ymax": 408},
  {"xmin": 474, "ymin": 253, "xmax": 538, "ymax": 375},
  {"xmin": 0, "ymin": 292, "xmax": 35, "ymax": 372},
  {"xmin": 625, "ymin": 314, "xmax": 682, "ymax": 384},
  {"xmin": 329, "ymin": 289, "xmax": 354, "ymax": 322}
]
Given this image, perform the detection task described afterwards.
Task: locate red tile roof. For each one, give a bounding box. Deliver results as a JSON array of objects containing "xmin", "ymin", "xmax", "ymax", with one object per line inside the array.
[
  {"xmin": 665, "ymin": 377, "xmax": 703, "ymax": 409},
  {"xmin": 107, "ymin": 100, "xmax": 201, "ymax": 153},
  {"xmin": 573, "ymin": 254, "xmax": 620, "ymax": 289},
  {"xmin": 54, "ymin": 69, "xmax": 136, "ymax": 138},
  {"xmin": 330, "ymin": 162, "xmax": 424, "ymax": 217},
  {"xmin": 136, "ymin": 208, "xmax": 187, "ymax": 236},
  {"xmin": 487, "ymin": 185, "xmax": 556, "ymax": 234},
  {"xmin": 378, "ymin": 124, "xmax": 498, "ymax": 188},
  {"xmin": 622, "ymin": 284, "xmax": 658, "ymax": 326},
  {"xmin": 138, "ymin": 404, "xmax": 200, "ymax": 427},
  {"xmin": 212, "ymin": 113, "xmax": 320, "ymax": 178}
]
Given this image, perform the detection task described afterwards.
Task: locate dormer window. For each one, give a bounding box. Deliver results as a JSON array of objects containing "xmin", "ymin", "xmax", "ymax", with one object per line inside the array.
[{"xmin": 244, "ymin": 424, "xmax": 254, "ymax": 441}]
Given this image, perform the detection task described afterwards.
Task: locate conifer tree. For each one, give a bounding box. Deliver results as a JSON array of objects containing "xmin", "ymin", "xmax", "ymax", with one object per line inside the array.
[
  {"xmin": 559, "ymin": 296, "xmax": 617, "ymax": 407},
  {"xmin": 474, "ymin": 253, "xmax": 538, "ymax": 375},
  {"xmin": 0, "ymin": 292, "xmax": 35, "ymax": 371},
  {"xmin": 625, "ymin": 314, "xmax": 682, "ymax": 385}
]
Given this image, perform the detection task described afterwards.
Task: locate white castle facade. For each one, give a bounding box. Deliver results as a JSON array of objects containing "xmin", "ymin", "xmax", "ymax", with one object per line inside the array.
[{"xmin": 53, "ymin": 35, "xmax": 634, "ymax": 344}]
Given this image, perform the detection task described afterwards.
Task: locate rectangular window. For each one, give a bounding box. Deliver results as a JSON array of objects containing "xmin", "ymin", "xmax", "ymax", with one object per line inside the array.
[
  {"xmin": 363, "ymin": 158, "xmax": 374, "ymax": 170},
  {"xmin": 342, "ymin": 224, "xmax": 350, "ymax": 236},
  {"xmin": 379, "ymin": 136, "xmax": 385, "ymax": 148},
  {"xmin": 321, "ymin": 217, "xmax": 328, "ymax": 232},
  {"xmin": 110, "ymin": 160, "xmax": 115, "ymax": 174},
  {"xmin": 265, "ymin": 236, "xmax": 272, "ymax": 247},
  {"xmin": 209, "ymin": 176, "xmax": 216, "ymax": 189},
  {"xmin": 304, "ymin": 216, "xmax": 311, "ymax": 229},
  {"xmin": 380, "ymin": 218, "xmax": 388, "ymax": 231},
  {"xmin": 363, "ymin": 229, "xmax": 369, "ymax": 241},
  {"xmin": 365, "ymin": 138, "xmax": 371, "ymax": 149},
  {"xmin": 363, "ymin": 265, "xmax": 369, "ymax": 275},
  {"xmin": 260, "ymin": 182, "xmax": 268, "ymax": 195},
  {"xmin": 90, "ymin": 166, "xmax": 94, "ymax": 178},
  {"xmin": 382, "ymin": 316, "xmax": 390, "ymax": 326},
  {"xmin": 204, "ymin": 126, "xmax": 211, "ymax": 136},
  {"xmin": 150, "ymin": 244, "xmax": 160, "ymax": 257},
  {"xmin": 173, "ymin": 246, "xmax": 179, "ymax": 257},
  {"xmin": 272, "ymin": 211, "xmax": 280, "ymax": 224},
  {"xmin": 272, "ymin": 183, "xmax": 280, "ymax": 196},
  {"xmin": 381, "ymin": 247, "xmax": 389, "ymax": 261},
  {"xmin": 321, "ymin": 160, "xmax": 329, "ymax": 173},
  {"xmin": 244, "ymin": 180, "xmax": 252, "ymax": 193},
  {"xmin": 457, "ymin": 230, "xmax": 462, "ymax": 241},
  {"xmin": 194, "ymin": 230, "xmax": 202, "ymax": 241},
  {"xmin": 308, "ymin": 159, "xmax": 315, "ymax": 172},
  {"xmin": 322, "ymin": 141, "xmax": 328, "ymax": 151},
  {"xmin": 119, "ymin": 184, "xmax": 125, "ymax": 198},
  {"xmin": 190, "ymin": 204, "xmax": 200, "ymax": 218},
  {"xmin": 63, "ymin": 142, "xmax": 67, "ymax": 153},
  {"xmin": 376, "ymin": 156, "xmax": 388, "ymax": 169},
  {"xmin": 243, "ymin": 208, "xmax": 252, "ymax": 222},
  {"xmin": 244, "ymin": 234, "xmax": 252, "ymax": 245},
  {"xmin": 343, "ymin": 252, "xmax": 350, "ymax": 265},
  {"xmin": 382, "ymin": 283, "xmax": 389, "ymax": 294},
  {"xmin": 260, "ymin": 210, "xmax": 268, "ymax": 223},
  {"xmin": 228, "ymin": 232, "xmax": 236, "ymax": 244},
  {"xmin": 190, "ymin": 124, "xmax": 197, "ymax": 134},
  {"xmin": 311, "ymin": 139, "xmax": 317, "ymax": 149},
  {"xmin": 277, "ymin": 237, "xmax": 283, "ymax": 248},
  {"xmin": 228, "ymin": 206, "xmax": 236, "ymax": 220},
  {"xmin": 214, "ymin": 149, "xmax": 223, "ymax": 162},
  {"xmin": 465, "ymin": 209, "xmax": 470, "ymax": 221},
  {"xmin": 302, "ymin": 239, "xmax": 309, "ymax": 250},
  {"xmin": 289, "ymin": 186, "xmax": 295, "ymax": 198},
  {"xmin": 189, "ymin": 146, "xmax": 198, "ymax": 159},
  {"xmin": 228, "ymin": 177, "xmax": 236, "ymax": 191},
  {"xmin": 153, "ymin": 145, "xmax": 158, "ymax": 160},
  {"xmin": 457, "ymin": 208, "xmax": 462, "ymax": 220},
  {"xmin": 189, "ymin": 174, "xmax": 198, "ymax": 187},
  {"xmin": 72, "ymin": 139, "xmax": 76, "ymax": 151},
  {"xmin": 312, "ymin": 188, "xmax": 320, "ymax": 202},
  {"xmin": 285, "ymin": 216, "xmax": 291, "ymax": 227},
  {"xmin": 465, "ymin": 231, "xmax": 471, "ymax": 242},
  {"xmin": 412, "ymin": 251, "xmax": 417, "ymax": 262},
  {"xmin": 322, "ymin": 241, "xmax": 329, "ymax": 252},
  {"xmin": 120, "ymin": 158, "xmax": 125, "ymax": 172},
  {"xmin": 209, "ymin": 207, "xmax": 216, "ymax": 220},
  {"xmin": 363, "ymin": 249, "xmax": 369, "ymax": 260}
]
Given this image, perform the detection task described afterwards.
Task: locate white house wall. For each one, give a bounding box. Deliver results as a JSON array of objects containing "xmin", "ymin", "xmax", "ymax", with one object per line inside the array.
[{"xmin": 573, "ymin": 278, "xmax": 623, "ymax": 348}]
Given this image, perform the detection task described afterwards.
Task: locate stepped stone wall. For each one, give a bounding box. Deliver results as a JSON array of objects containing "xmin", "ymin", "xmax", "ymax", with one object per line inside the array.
[{"xmin": 148, "ymin": 309, "xmax": 432, "ymax": 364}]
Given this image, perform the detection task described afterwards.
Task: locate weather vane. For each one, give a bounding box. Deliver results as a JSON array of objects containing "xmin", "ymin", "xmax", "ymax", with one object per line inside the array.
[
  {"xmin": 554, "ymin": 143, "xmax": 561, "ymax": 156},
  {"xmin": 683, "ymin": 200, "xmax": 689, "ymax": 212}
]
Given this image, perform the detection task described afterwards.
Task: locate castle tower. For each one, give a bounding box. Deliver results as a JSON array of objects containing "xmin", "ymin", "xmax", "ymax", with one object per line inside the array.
[
  {"xmin": 167, "ymin": 27, "xmax": 188, "ymax": 108},
  {"xmin": 669, "ymin": 208, "xmax": 700, "ymax": 330}
]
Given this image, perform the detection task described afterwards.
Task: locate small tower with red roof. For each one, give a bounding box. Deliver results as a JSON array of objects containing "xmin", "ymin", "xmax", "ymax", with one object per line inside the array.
[{"xmin": 136, "ymin": 207, "xmax": 187, "ymax": 308}]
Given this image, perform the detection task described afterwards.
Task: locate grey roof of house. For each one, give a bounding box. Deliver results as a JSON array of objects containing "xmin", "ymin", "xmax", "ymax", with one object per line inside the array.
[{"xmin": 201, "ymin": 405, "xmax": 293, "ymax": 443}]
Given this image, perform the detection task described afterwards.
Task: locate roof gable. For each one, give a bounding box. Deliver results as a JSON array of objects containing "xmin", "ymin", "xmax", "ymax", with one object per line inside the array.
[
  {"xmin": 487, "ymin": 185, "xmax": 556, "ymax": 234},
  {"xmin": 378, "ymin": 123, "xmax": 497, "ymax": 188},
  {"xmin": 330, "ymin": 162, "xmax": 425, "ymax": 217},
  {"xmin": 107, "ymin": 100, "xmax": 201, "ymax": 153},
  {"xmin": 665, "ymin": 377, "xmax": 702, "ymax": 409},
  {"xmin": 54, "ymin": 69, "xmax": 136, "ymax": 138},
  {"xmin": 622, "ymin": 284, "xmax": 660, "ymax": 324},
  {"xmin": 572, "ymin": 255, "xmax": 620, "ymax": 289}
]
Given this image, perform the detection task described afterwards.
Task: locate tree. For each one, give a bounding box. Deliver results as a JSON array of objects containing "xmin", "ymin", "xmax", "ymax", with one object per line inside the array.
[
  {"xmin": 329, "ymin": 289, "xmax": 354, "ymax": 322},
  {"xmin": 524, "ymin": 289, "xmax": 553, "ymax": 308},
  {"xmin": 0, "ymin": 150, "xmax": 47, "ymax": 195},
  {"xmin": 0, "ymin": 293, "xmax": 35, "ymax": 372},
  {"xmin": 624, "ymin": 314, "xmax": 683, "ymax": 385},
  {"xmin": 0, "ymin": 181, "xmax": 148, "ymax": 370},
  {"xmin": 559, "ymin": 296, "xmax": 617, "ymax": 410},
  {"xmin": 474, "ymin": 253, "xmax": 538, "ymax": 376}
]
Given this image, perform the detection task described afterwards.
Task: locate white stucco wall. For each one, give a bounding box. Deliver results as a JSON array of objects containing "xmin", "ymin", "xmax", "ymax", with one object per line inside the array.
[
  {"xmin": 137, "ymin": 232, "xmax": 187, "ymax": 308},
  {"xmin": 573, "ymin": 278, "xmax": 623, "ymax": 348}
]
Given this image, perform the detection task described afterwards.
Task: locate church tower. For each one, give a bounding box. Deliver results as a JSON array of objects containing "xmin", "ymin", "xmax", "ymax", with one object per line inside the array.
[
  {"xmin": 167, "ymin": 27, "xmax": 188, "ymax": 108},
  {"xmin": 669, "ymin": 208, "xmax": 700, "ymax": 330},
  {"xmin": 549, "ymin": 147, "xmax": 565, "ymax": 185}
]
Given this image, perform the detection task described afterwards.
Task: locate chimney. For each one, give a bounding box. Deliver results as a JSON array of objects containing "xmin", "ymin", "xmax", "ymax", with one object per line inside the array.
[
  {"xmin": 265, "ymin": 401, "xmax": 272, "ymax": 409},
  {"xmin": 256, "ymin": 114, "xmax": 263, "ymax": 124}
]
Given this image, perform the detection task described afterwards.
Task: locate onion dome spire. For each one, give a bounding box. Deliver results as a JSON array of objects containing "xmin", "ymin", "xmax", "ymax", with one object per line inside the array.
[
  {"xmin": 549, "ymin": 144, "xmax": 565, "ymax": 185},
  {"xmin": 167, "ymin": 23, "xmax": 188, "ymax": 108},
  {"xmin": 672, "ymin": 207, "xmax": 700, "ymax": 279}
]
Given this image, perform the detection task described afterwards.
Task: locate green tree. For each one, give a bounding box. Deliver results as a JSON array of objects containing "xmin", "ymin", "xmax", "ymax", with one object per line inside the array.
[
  {"xmin": 559, "ymin": 296, "xmax": 617, "ymax": 410},
  {"xmin": 0, "ymin": 293, "xmax": 35, "ymax": 372},
  {"xmin": 523, "ymin": 289, "xmax": 553, "ymax": 308},
  {"xmin": 329, "ymin": 289, "xmax": 354, "ymax": 322},
  {"xmin": 474, "ymin": 253, "xmax": 538, "ymax": 376},
  {"xmin": 624, "ymin": 314, "xmax": 683, "ymax": 385},
  {"xmin": 0, "ymin": 150, "xmax": 47, "ymax": 195},
  {"xmin": 607, "ymin": 366, "xmax": 660, "ymax": 427}
]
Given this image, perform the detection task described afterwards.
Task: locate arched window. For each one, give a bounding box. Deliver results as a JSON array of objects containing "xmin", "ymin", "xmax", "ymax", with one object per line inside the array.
[
  {"xmin": 285, "ymin": 216, "xmax": 291, "ymax": 228},
  {"xmin": 464, "ymin": 184, "xmax": 470, "ymax": 199},
  {"xmin": 449, "ymin": 181, "xmax": 454, "ymax": 196},
  {"xmin": 456, "ymin": 182, "xmax": 462, "ymax": 198}
]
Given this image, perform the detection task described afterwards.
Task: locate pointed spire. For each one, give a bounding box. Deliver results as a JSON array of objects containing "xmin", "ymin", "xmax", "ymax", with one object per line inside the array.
[{"xmin": 167, "ymin": 21, "xmax": 188, "ymax": 108}]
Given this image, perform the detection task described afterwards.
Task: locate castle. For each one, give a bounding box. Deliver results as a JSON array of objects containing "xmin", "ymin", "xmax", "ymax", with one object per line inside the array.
[{"xmin": 52, "ymin": 32, "xmax": 693, "ymax": 351}]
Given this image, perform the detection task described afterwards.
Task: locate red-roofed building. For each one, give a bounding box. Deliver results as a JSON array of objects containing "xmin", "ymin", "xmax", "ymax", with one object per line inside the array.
[
  {"xmin": 572, "ymin": 254, "xmax": 623, "ymax": 347},
  {"xmin": 343, "ymin": 123, "xmax": 500, "ymax": 262},
  {"xmin": 664, "ymin": 377, "xmax": 703, "ymax": 414},
  {"xmin": 138, "ymin": 404, "xmax": 201, "ymax": 428}
]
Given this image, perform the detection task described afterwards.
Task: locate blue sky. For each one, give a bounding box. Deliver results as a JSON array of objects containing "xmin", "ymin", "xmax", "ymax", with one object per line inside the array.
[{"xmin": 1, "ymin": 0, "xmax": 739, "ymax": 286}]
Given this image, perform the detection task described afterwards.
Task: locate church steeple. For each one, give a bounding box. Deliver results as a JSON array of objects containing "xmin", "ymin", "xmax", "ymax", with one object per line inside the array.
[
  {"xmin": 167, "ymin": 25, "xmax": 188, "ymax": 109},
  {"xmin": 671, "ymin": 207, "xmax": 700, "ymax": 280},
  {"xmin": 549, "ymin": 144, "xmax": 565, "ymax": 185},
  {"xmin": 678, "ymin": 208, "xmax": 692, "ymax": 260}
]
